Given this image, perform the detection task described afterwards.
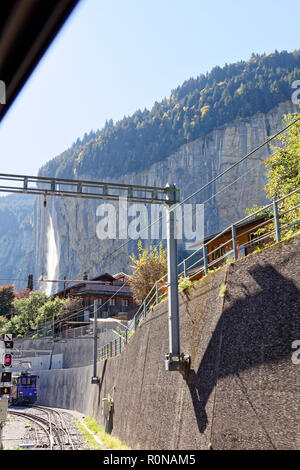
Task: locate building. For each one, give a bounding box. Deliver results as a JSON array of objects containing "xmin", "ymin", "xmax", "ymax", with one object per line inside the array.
[
  {"xmin": 55, "ymin": 272, "xmax": 137, "ymax": 330},
  {"xmin": 187, "ymin": 215, "xmax": 268, "ymax": 280}
]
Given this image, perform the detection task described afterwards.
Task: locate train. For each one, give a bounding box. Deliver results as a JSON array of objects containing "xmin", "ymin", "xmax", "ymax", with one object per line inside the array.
[{"xmin": 10, "ymin": 372, "xmax": 39, "ymax": 406}]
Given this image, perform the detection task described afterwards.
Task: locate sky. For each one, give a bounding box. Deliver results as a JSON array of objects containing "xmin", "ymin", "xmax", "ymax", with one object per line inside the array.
[{"xmin": 0, "ymin": 0, "xmax": 299, "ymax": 176}]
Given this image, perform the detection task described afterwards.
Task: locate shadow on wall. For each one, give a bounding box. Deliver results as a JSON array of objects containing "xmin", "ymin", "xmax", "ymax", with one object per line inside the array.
[
  {"xmin": 187, "ymin": 264, "xmax": 299, "ymax": 434},
  {"xmin": 97, "ymin": 359, "xmax": 108, "ymax": 407}
]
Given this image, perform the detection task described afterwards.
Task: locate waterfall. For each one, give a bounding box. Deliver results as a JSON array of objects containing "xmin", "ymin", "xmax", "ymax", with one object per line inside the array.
[{"xmin": 45, "ymin": 200, "xmax": 59, "ymax": 296}]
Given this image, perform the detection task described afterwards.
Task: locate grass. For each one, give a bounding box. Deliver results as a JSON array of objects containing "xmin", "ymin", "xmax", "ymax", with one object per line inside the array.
[
  {"xmin": 78, "ymin": 417, "xmax": 131, "ymax": 450},
  {"xmin": 77, "ymin": 421, "xmax": 103, "ymax": 450},
  {"xmin": 178, "ymin": 277, "xmax": 194, "ymax": 291},
  {"xmin": 219, "ymin": 282, "xmax": 227, "ymax": 297}
]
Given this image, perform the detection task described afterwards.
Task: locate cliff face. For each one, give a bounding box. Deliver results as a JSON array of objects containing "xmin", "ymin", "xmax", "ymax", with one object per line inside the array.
[
  {"xmin": 33, "ymin": 101, "xmax": 297, "ymax": 288},
  {"xmin": 0, "ymin": 195, "xmax": 35, "ymax": 289}
]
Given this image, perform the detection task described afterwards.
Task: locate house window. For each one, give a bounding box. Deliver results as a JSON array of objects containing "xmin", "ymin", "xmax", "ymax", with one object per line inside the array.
[
  {"xmin": 212, "ymin": 244, "xmax": 219, "ymax": 260},
  {"xmin": 249, "ymin": 233, "xmax": 257, "ymax": 246},
  {"xmin": 122, "ymin": 299, "xmax": 129, "ymax": 307},
  {"xmin": 109, "ymin": 298, "xmax": 115, "ymax": 306}
]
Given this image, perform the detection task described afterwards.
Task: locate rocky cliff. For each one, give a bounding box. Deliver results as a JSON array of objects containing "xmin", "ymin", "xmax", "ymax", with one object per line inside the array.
[
  {"xmin": 33, "ymin": 100, "xmax": 297, "ymax": 291},
  {"xmin": 0, "ymin": 194, "xmax": 35, "ymax": 289}
]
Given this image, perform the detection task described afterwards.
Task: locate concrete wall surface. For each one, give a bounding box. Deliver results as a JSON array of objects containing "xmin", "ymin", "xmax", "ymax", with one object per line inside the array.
[
  {"xmin": 35, "ymin": 235, "xmax": 299, "ymax": 450},
  {"xmin": 10, "ymin": 354, "xmax": 63, "ymax": 372},
  {"xmin": 16, "ymin": 328, "xmax": 118, "ymax": 369}
]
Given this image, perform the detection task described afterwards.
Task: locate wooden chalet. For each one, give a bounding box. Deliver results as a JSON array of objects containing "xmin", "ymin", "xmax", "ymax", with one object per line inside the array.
[
  {"xmin": 187, "ymin": 215, "xmax": 268, "ymax": 280},
  {"xmin": 55, "ymin": 272, "xmax": 137, "ymax": 331}
]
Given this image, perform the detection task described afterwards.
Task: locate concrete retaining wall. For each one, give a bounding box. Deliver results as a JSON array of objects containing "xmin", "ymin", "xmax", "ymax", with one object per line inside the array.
[
  {"xmin": 35, "ymin": 235, "xmax": 299, "ymax": 449},
  {"xmin": 10, "ymin": 354, "xmax": 63, "ymax": 372}
]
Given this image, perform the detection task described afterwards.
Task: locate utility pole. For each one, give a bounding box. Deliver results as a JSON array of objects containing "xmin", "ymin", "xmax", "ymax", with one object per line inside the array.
[
  {"xmin": 91, "ymin": 299, "xmax": 99, "ymax": 384},
  {"xmin": 0, "ymin": 172, "xmax": 189, "ymax": 379},
  {"xmin": 164, "ymin": 184, "xmax": 191, "ymax": 381},
  {"xmin": 165, "ymin": 184, "xmax": 180, "ymax": 356}
]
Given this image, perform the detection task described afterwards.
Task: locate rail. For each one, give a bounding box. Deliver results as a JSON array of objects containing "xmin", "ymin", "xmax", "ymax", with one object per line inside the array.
[{"xmin": 122, "ymin": 187, "xmax": 300, "ymax": 356}]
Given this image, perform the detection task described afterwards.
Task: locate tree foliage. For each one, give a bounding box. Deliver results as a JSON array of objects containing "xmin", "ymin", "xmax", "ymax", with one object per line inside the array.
[
  {"xmin": 39, "ymin": 50, "xmax": 300, "ymax": 181},
  {"xmin": 0, "ymin": 285, "xmax": 15, "ymax": 316},
  {"xmin": 0, "ymin": 291, "xmax": 69, "ymax": 337},
  {"xmin": 128, "ymin": 242, "xmax": 167, "ymax": 305},
  {"xmin": 247, "ymin": 110, "xmax": 300, "ymax": 237}
]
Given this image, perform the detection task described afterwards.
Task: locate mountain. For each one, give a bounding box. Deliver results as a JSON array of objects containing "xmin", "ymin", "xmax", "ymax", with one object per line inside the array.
[
  {"xmin": 39, "ymin": 50, "xmax": 300, "ymax": 181},
  {"xmin": 34, "ymin": 100, "xmax": 297, "ymax": 288},
  {"xmin": 1, "ymin": 50, "xmax": 299, "ymax": 291},
  {"xmin": 0, "ymin": 194, "xmax": 35, "ymax": 289}
]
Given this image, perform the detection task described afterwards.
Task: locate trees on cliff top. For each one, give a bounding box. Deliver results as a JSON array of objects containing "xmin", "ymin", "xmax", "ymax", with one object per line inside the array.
[
  {"xmin": 39, "ymin": 50, "xmax": 300, "ymax": 181},
  {"xmin": 247, "ymin": 110, "xmax": 300, "ymax": 237}
]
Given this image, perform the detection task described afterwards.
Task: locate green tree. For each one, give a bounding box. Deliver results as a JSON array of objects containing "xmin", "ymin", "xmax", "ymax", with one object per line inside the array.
[
  {"xmin": 12, "ymin": 291, "xmax": 48, "ymax": 335},
  {"xmin": 38, "ymin": 296, "xmax": 68, "ymax": 327},
  {"xmin": 0, "ymin": 291, "xmax": 70, "ymax": 337},
  {"xmin": 247, "ymin": 111, "xmax": 300, "ymax": 237}
]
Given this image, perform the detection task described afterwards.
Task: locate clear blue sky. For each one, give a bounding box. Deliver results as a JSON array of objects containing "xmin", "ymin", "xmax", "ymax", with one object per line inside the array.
[{"xmin": 0, "ymin": 0, "xmax": 299, "ymax": 176}]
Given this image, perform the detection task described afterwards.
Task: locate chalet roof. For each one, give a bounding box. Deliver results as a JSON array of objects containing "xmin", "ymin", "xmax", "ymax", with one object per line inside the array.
[
  {"xmin": 187, "ymin": 214, "xmax": 267, "ymax": 250},
  {"xmin": 72, "ymin": 284, "xmax": 133, "ymax": 298},
  {"xmin": 92, "ymin": 273, "xmax": 115, "ymax": 282},
  {"xmin": 54, "ymin": 272, "xmax": 132, "ymax": 298}
]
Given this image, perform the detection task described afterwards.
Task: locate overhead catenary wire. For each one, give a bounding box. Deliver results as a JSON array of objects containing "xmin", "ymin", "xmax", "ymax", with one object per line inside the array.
[
  {"xmin": 94, "ymin": 115, "xmax": 300, "ymax": 266},
  {"xmin": 6, "ymin": 116, "xmax": 297, "ymax": 291},
  {"xmin": 3, "ymin": 116, "xmax": 300, "ymax": 339}
]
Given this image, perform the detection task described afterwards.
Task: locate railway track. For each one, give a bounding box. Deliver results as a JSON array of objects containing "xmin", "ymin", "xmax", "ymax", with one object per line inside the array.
[{"xmin": 8, "ymin": 406, "xmax": 76, "ymax": 450}]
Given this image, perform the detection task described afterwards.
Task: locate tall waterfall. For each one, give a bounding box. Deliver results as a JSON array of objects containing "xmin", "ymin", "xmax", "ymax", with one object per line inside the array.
[{"xmin": 45, "ymin": 200, "xmax": 59, "ymax": 296}]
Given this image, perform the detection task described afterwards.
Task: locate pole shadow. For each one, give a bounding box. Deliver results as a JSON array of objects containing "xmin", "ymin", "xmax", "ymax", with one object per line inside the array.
[{"xmin": 187, "ymin": 264, "xmax": 300, "ymax": 434}]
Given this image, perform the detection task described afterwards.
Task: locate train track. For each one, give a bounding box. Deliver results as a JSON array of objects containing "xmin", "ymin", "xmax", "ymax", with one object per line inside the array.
[{"xmin": 8, "ymin": 406, "xmax": 76, "ymax": 450}]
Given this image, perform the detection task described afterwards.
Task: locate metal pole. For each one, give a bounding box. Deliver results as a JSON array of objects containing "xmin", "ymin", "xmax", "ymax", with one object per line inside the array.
[
  {"xmin": 273, "ymin": 197, "xmax": 281, "ymax": 242},
  {"xmin": 183, "ymin": 260, "xmax": 187, "ymax": 278},
  {"xmin": 166, "ymin": 184, "xmax": 180, "ymax": 357},
  {"xmin": 232, "ymin": 224, "xmax": 238, "ymax": 261},
  {"xmin": 0, "ymin": 422, "xmax": 3, "ymax": 450},
  {"xmin": 91, "ymin": 299, "xmax": 99, "ymax": 383},
  {"xmin": 203, "ymin": 245, "xmax": 208, "ymax": 275},
  {"xmin": 155, "ymin": 281, "xmax": 159, "ymax": 305}
]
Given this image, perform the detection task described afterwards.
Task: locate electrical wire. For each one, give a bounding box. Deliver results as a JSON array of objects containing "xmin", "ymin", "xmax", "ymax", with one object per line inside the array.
[
  {"xmin": 94, "ymin": 116, "xmax": 300, "ymax": 266},
  {"xmin": 4, "ymin": 116, "xmax": 300, "ymax": 337}
]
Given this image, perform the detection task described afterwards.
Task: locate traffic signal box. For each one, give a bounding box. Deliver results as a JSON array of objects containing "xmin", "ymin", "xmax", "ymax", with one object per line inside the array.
[
  {"xmin": 0, "ymin": 370, "xmax": 12, "ymax": 398},
  {"xmin": 3, "ymin": 353, "xmax": 12, "ymax": 368},
  {"xmin": 1, "ymin": 338, "xmax": 13, "ymax": 399},
  {"xmin": 1, "ymin": 372, "xmax": 11, "ymax": 382}
]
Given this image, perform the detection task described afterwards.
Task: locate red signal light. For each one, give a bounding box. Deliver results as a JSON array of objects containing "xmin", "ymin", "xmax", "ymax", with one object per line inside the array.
[{"xmin": 3, "ymin": 353, "xmax": 12, "ymax": 368}]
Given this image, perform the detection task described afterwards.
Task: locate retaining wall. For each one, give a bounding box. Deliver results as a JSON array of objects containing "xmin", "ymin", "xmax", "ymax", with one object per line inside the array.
[{"xmin": 35, "ymin": 235, "xmax": 299, "ymax": 449}]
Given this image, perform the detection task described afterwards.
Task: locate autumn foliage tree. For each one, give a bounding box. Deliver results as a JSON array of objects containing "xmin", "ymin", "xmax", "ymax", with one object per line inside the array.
[{"xmin": 128, "ymin": 242, "xmax": 167, "ymax": 305}]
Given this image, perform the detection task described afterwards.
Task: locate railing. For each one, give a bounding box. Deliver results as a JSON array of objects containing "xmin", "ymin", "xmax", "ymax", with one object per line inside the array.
[
  {"xmin": 21, "ymin": 187, "xmax": 299, "ymax": 363},
  {"xmin": 98, "ymin": 335, "xmax": 127, "ymax": 361},
  {"xmin": 124, "ymin": 187, "xmax": 300, "ymax": 341}
]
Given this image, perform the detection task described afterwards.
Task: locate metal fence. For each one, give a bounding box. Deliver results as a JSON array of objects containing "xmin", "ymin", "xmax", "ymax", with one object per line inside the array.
[
  {"xmin": 125, "ymin": 187, "xmax": 300, "ymax": 337},
  {"xmin": 21, "ymin": 187, "xmax": 299, "ymax": 362},
  {"xmin": 98, "ymin": 334, "xmax": 127, "ymax": 361}
]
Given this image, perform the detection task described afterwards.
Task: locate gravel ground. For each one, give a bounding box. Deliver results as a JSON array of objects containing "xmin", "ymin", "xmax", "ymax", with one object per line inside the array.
[{"xmin": 2, "ymin": 406, "xmax": 91, "ymax": 450}]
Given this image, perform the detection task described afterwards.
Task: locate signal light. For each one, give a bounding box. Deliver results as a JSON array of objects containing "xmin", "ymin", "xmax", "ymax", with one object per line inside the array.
[
  {"xmin": 0, "ymin": 387, "xmax": 11, "ymax": 396},
  {"xmin": 3, "ymin": 353, "xmax": 12, "ymax": 368},
  {"xmin": 1, "ymin": 372, "xmax": 11, "ymax": 382}
]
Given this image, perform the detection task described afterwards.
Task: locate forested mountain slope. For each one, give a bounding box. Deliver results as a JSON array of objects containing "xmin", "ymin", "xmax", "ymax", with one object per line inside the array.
[{"xmin": 39, "ymin": 50, "xmax": 300, "ymax": 180}]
